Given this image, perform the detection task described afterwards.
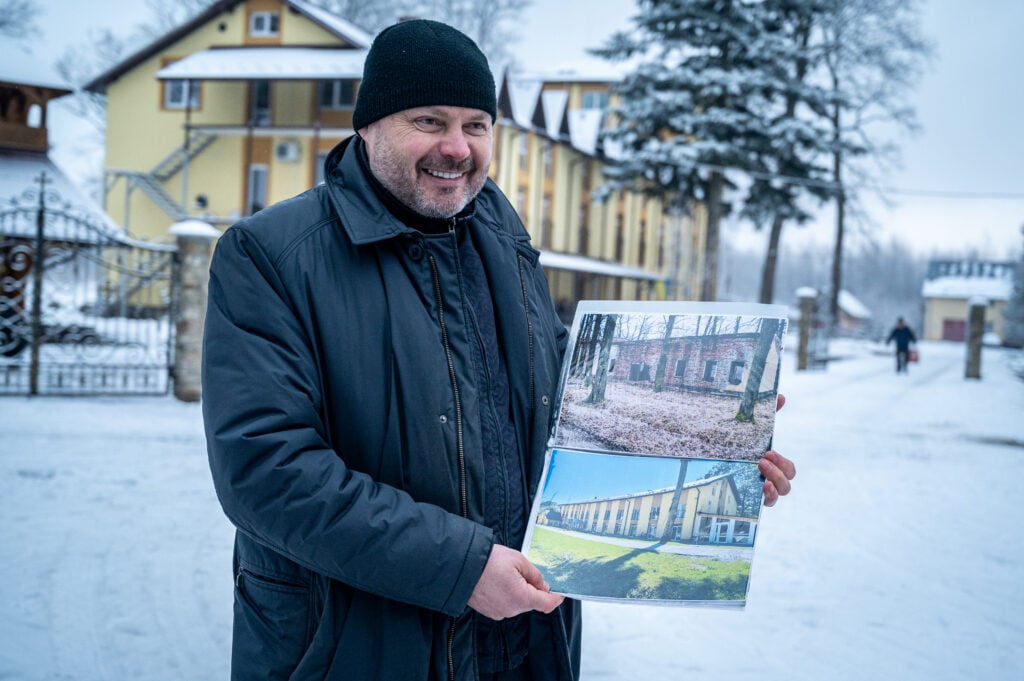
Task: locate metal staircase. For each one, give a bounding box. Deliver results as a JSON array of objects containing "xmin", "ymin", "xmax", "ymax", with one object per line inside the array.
[
  {"xmin": 150, "ymin": 130, "xmax": 218, "ymax": 181},
  {"xmin": 104, "ymin": 130, "xmax": 219, "ymax": 228}
]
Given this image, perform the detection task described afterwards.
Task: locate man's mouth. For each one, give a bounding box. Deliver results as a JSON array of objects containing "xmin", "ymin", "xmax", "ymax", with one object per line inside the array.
[{"xmin": 424, "ymin": 168, "xmax": 465, "ymax": 180}]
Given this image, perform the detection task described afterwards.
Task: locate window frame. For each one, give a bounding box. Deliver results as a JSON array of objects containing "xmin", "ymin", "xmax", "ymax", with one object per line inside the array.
[{"xmin": 249, "ymin": 11, "xmax": 280, "ymax": 37}]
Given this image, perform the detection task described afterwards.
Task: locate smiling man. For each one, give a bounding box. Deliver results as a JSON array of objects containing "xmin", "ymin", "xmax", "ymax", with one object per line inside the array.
[{"xmin": 201, "ymin": 17, "xmax": 795, "ymax": 681}]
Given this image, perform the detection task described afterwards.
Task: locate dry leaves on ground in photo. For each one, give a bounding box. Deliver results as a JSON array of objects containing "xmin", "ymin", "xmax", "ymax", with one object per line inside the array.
[{"xmin": 557, "ymin": 381, "xmax": 776, "ymax": 460}]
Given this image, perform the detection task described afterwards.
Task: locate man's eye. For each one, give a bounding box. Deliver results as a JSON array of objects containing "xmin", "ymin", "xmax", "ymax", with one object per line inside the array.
[
  {"xmin": 466, "ymin": 122, "xmax": 490, "ymax": 136},
  {"xmin": 415, "ymin": 117, "xmax": 443, "ymax": 130}
]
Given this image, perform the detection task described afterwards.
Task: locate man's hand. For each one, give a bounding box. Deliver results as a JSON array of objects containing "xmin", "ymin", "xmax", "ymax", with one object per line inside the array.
[
  {"xmin": 467, "ymin": 544, "xmax": 564, "ymax": 620},
  {"xmin": 760, "ymin": 393, "xmax": 796, "ymax": 507}
]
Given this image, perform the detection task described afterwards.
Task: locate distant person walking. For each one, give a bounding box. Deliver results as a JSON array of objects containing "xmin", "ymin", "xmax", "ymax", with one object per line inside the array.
[{"xmin": 886, "ymin": 317, "xmax": 917, "ymax": 373}]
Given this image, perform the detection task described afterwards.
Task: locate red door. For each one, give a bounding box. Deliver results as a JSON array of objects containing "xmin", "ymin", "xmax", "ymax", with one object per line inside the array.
[{"xmin": 942, "ymin": 319, "xmax": 966, "ymax": 341}]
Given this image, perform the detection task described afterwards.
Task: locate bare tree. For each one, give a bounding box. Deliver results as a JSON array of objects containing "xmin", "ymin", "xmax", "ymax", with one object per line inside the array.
[
  {"xmin": 652, "ymin": 315, "xmax": 676, "ymax": 393},
  {"xmin": 0, "ymin": 0, "xmax": 41, "ymax": 39},
  {"xmin": 820, "ymin": 0, "xmax": 933, "ymax": 332},
  {"xmin": 660, "ymin": 459, "xmax": 689, "ymax": 543}
]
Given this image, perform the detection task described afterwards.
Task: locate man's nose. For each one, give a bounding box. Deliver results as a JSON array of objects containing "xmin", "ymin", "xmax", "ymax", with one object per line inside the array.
[{"xmin": 438, "ymin": 128, "xmax": 470, "ymax": 160}]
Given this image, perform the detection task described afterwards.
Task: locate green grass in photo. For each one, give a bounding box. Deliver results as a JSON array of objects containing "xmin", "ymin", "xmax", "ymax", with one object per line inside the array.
[{"xmin": 527, "ymin": 527, "xmax": 750, "ymax": 601}]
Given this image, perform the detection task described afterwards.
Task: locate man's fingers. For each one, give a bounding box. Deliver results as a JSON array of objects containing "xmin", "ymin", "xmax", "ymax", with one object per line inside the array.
[
  {"xmin": 530, "ymin": 588, "xmax": 565, "ymax": 614},
  {"xmin": 776, "ymin": 393, "xmax": 786, "ymax": 412}
]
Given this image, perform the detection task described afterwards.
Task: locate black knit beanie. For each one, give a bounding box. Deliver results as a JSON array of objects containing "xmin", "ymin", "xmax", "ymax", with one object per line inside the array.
[{"xmin": 352, "ymin": 19, "xmax": 497, "ymax": 130}]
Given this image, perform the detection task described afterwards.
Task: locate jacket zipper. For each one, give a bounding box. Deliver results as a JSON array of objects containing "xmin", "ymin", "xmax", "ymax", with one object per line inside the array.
[
  {"xmin": 516, "ymin": 254, "xmax": 536, "ymax": 412},
  {"xmin": 428, "ymin": 248, "xmax": 467, "ymax": 681}
]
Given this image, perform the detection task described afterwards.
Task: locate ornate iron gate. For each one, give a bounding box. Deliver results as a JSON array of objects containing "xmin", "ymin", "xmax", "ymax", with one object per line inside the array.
[{"xmin": 0, "ymin": 173, "xmax": 178, "ymax": 395}]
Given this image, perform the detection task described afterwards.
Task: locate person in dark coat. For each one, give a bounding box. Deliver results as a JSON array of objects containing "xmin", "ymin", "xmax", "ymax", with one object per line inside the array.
[
  {"xmin": 202, "ymin": 19, "xmax": 796, "ymax": 681},
  {"xmin": 886, "ymin": 317, "xmax": 918, "ymax": 373}
]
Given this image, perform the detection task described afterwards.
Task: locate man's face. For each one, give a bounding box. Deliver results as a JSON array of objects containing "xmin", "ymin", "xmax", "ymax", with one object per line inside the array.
[{"xmin": 360, "ymin": 105, "xmax": 493, "ymax": 219}]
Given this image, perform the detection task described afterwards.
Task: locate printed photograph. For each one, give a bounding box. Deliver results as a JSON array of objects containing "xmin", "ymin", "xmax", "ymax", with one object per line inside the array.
[
  {"xmin": 553, "ymin": 308, "xmax": 788, "ymax": 461},
  {"xmin": 523, "ymin": 448, "xmax": 764, "ymax": 605}
]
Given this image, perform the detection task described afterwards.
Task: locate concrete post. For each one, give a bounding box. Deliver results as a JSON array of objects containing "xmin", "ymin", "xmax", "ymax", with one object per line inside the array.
[
  {"xmin": 169, "ymin": 219, "xmax": 220, "ymax": 402},
  {"xmin": 796, "ymin": 287, "xmax": 817, "ymax": 371},
  {"xmin": 965, "ymin": 296, "xmax": 986, "ymax": 380}
]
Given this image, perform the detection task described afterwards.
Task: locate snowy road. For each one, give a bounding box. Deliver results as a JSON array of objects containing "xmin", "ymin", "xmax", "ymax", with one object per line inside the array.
[{"xmin": 1, "ymin": 339, "xmax": 1022, "ymax": 680}]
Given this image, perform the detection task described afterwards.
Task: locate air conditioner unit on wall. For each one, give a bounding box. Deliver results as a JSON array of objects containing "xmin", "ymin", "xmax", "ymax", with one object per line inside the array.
[{"xmin": 275, "ymin": 140, "xmax": 301, "ymax": 163}]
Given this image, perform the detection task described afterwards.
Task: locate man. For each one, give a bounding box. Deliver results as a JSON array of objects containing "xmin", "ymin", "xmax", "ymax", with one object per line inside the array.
[
  {"xmin": 886, "ymin": 317, "xmax": 917, "ymax": 373},
  {"xmin": 202, "ymin": 19, "xmax": 796, "ymax": 681}
]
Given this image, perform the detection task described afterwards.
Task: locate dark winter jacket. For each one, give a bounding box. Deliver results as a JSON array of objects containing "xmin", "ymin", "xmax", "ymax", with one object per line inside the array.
[
  {"xmin": 887, "ymin": 325, "xmax": 917, "ymax": 351},
  {"xmin": 202, "ymin": 136, "xmax": 579, "ymax": 680}
]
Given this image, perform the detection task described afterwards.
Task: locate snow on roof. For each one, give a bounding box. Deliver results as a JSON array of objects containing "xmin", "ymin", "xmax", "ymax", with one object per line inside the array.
[
  {"xmin": 156, "ymin": 47, "xmax": 367, "ymax": 80},
  {"xmin": 519, "ymin": 56, "xmax": 630, "ymax": 83},
  {"xmin": 567, "ymin": 109, "xmax": 603, "ymax": 156},
  {"xmin": 505, "ymin": 78, "xmax": 542, "ymax": 129},
  {"xmin": 0, "ymin": 41, "xmax": 73, "ymax": 92},
  {"xmin": 838, "ymin": 290, "xmax": 871, "ymax": 319},
  {"xmin": 922, "ymin": 260, "xmax": 1014, "ymax": 301},
  {"xmin": 922, "ymin": 276, "xmax": 1012, "ymax": 302},
  {"xmin": 287, "ymin": 0, "xmax": 372, "ymax": 47},
  {"xmin": 0, "ymin": 151, "xmax": 129, "ymax": 242},
  {"xmin": 539, "ymin": 250, "xmax": 665, "ymax": 281},
  {"xmin": 541, "ymin": 90, "xmax": 569, "ymax": 139}
]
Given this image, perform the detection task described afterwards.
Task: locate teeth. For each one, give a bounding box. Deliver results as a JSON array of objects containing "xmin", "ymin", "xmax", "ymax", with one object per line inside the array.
[{"xmin": 426, "ymin": 169, "xmax": 463, "ymax": 179}]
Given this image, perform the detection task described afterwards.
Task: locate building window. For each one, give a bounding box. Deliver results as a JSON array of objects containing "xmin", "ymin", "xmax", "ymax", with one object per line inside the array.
[
  {"xmin": 729, "ymin": 360, "xmax": 745, "ymax": 385},
  {"xmin": 703, "ymin": 360, "xmax": 717, "ymax": 382},
  {"xmin": 674, "ymin": 358, "xmax": 686, "ymax": 378},
  {"xmin": 516, "ymin": 189, "xmax": 527, "ymax": 220},
  {"xmin": 251, "ymin": 80, "xmax": 271, "ymax": 126},
  {"xmin": 542, "ymin": 142, "xmax": 553, "ymax": 178},
  {"xmin": 164, "ymin": 79, "xmax": 200, "ymax": 109},
  {"xmin": 518, "ymin": 134, "xmax": 528, "ymax": 172},
  {"xmin": 319, "ymin": 80, "xmax": 356, "ymax": 110},
  {"xmin": 542, "ymin": 193, "xmax": 552, "ymax": 248},
  {"xmin": 581, "ymin": 91, "xmax": 609, "ymax": 110},
  {"xmin": 247, "ymin": 164, "xmax": 268, "ymax": 215},
  {"xmin": 250, "ymin": 11, "xmax": 280, "ymax": 36}
]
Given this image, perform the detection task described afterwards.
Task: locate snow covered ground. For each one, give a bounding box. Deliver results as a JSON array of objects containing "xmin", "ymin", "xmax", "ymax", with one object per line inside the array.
[{"xmin": 1, "ymin": 338, "xmax": 1022, "ymax": 680}]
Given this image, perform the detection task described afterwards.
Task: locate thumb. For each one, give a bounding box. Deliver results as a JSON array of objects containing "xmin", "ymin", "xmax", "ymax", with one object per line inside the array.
[{"xmin": 516, "ymin": 554, "xmax": 550, "ymax": 591}]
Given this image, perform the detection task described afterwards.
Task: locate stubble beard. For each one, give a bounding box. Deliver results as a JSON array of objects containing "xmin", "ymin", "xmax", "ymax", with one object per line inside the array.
[{"xmin": 370, "ymin": 139, "xmax": 486, "ymax": 219}]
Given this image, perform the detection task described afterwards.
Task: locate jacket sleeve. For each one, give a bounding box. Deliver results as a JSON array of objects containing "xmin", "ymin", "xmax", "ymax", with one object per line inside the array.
[{"xmin": 201, "ymin": 226, "xmax": 492, "ymax": 616}]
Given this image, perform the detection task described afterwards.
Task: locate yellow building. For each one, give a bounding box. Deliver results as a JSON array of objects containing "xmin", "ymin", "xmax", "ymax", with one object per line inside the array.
[
  {"xmin": 921, "ymin": 260, "xmax": 1014, "ymax": 343},
  {"xmin": 84, "ymin": 0, "xmax": 372, "ymax": 241},
  {"xmin": 543, "ymin": 473, "xmax": 756, "ymax": 546},
  {"xmin": 84, "ymin": 1, "xmax": 706, "ymax": 315}
]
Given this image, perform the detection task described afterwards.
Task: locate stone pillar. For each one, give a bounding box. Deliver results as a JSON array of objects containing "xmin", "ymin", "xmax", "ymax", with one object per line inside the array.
[
  {"xmin": 796, "ymin": 287, "xmax": 817, "ymax": 371},
  {"xmin": 170, "ymin": 220, "xmax": 221, "ymax": 402},
  {"xmin": 964, "ymin": 296, "xmax": 986, "ymax": 380}
]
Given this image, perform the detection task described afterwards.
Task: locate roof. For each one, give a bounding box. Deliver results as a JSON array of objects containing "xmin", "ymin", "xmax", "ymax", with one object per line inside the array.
[
  {"xmin": 560, "ymin": 473, "xmax": 735, "ymax": 506},
  {"xmin": 156, "ymin": 46, "xmax": 367, "ymax": 80},
  {"xmin": 922, "ymin": 260, "xmax": 1015, "ymax": 302},
  {"xmin": 539, "ymin": 250, "xmax": 666, "ymax": 282},
  {"xmin": 0, "ymin": 41, "xmax": 73, "ymax": 93},
  {"xmin": 838, "ymin": 289, "xmax": 871, "ymax": 319},
  {"xmin": 0, "ymin": 151, "xmax": 130, "ymax": 242},
  {"xmin": 84, "ymin": 0, "xmax": 372, "ymax": 93}
]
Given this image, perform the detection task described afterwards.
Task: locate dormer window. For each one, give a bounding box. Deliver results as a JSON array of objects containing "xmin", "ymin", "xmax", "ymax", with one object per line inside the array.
[
  {"xmin": 581, "ymin": 91, "xmax": 609, "ymax": 111},
  {"xmin": 250, "ymin": 11, "xmax": 280, "ymax": 37}
]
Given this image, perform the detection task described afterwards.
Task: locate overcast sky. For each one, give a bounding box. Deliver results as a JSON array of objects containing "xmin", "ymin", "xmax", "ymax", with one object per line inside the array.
[{"xmin": 30, "ymin": 0, "xmax": 1024, "ymax": 260}]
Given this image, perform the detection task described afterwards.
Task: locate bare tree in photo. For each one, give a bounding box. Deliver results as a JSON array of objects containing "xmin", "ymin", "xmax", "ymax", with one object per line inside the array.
[
  {"xmin": 585, "ymin": 315, "xmax": 617, "ymax": 404},
  {"xmin": 652, "ymin": 315, "xmax": 677, "ymax": 393},
  {"xmin": 736, "ymin": 317, "xmax": 781, "ymax": 423},
  {"xmin": 660, "ymin": 459, "xmax": 689, "ymax": 543}
]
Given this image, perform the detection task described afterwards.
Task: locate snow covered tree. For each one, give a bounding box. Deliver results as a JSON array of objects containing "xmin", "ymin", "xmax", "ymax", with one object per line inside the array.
[
  {"xmin": 0, "ymin": 0, "xmax": 41, "ymax": 39},
  {"xmin": 819, "ymin": 0, "xmax": 932, "ymax": 330},
  {"xmin": 594, "ymin": 0, "xmax": 834, "ymax": 302},
  {"xmin": 738, "ymin": 0, "xmax": 838, "ymax": 305}
]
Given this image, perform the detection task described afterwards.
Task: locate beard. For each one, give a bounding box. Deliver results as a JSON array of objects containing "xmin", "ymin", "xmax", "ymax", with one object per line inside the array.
[{"xmin": 368, "ymin": 137, "xmax": 487, "ymax": 219}]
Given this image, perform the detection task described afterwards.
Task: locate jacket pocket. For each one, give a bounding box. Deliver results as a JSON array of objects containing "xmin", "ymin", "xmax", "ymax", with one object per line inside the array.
[{"xmin": 232, "ymin": 565, "xmax": 313, "ymax": 681}]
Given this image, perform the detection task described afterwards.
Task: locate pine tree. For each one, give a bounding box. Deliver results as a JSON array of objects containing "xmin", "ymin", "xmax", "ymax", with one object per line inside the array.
[{"xmin": 594, "ymin": 0, "xmax": 834, "ymax": 302}]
